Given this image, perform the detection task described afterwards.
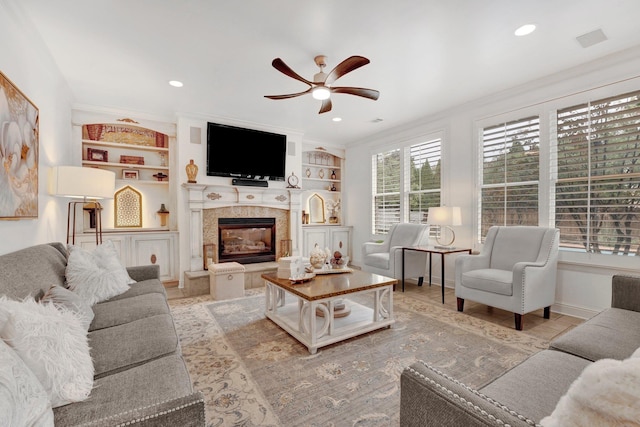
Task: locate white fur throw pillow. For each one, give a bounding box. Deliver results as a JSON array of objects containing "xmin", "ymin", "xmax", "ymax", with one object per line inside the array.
[
  {"xmin": 0, "ymin": 296, "xmax": 94, "ymax": 408},
  {"xmin": 42, "ymin": 284, "xmax": 95, "ymax": 331},
  {"xmin": 66, "ymin": 240, "xmax": 135, "ymax": 306},
  {"xmin": 540, "ymin": 355, "xmax": 640, "ymax": 426},
  {"xmin": 0, "ymin": 338, "xmax": 54, "ymax": 426}
]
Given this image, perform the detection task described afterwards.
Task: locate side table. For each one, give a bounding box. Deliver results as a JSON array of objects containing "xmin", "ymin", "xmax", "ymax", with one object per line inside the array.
[{"xmin": 401, "ymin": 246, "xmax": 472, "ymax": 303}]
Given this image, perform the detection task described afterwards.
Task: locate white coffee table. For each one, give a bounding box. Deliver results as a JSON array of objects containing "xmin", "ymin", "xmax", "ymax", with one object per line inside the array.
[{"xmin": 262, "ymin": 270, "xmax": 396, "ymax": 354}]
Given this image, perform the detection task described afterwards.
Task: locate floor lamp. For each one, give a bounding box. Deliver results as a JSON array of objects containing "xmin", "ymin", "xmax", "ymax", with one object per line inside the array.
[
  {"xmin": 428, "ymin": 206, "xmax": 462, "ymax": 249},
  {"xmin": 49, "ymin": 166, "xmax": 116, "ymax": 245}
]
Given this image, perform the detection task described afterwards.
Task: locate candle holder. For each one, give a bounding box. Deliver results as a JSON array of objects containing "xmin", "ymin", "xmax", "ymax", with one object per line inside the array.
[{"xmin": 203, "ymin": 243, "xmax": 216, "ymax": 270}]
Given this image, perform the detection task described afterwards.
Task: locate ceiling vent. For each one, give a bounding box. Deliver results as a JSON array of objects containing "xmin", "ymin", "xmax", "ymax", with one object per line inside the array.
[{"xmin": 576, "ymin": 29, "xmax": 608, "ymax": 48}]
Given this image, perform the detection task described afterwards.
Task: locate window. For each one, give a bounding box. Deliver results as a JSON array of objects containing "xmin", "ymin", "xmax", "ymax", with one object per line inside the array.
[
  {"xmin": 480, "ymin": 117, "xmax": 540, "ymax": 239},
  {"xmin": 372, "ymin": 149, "xmax": 400, "ymax": 234},
  {"xmin": 407, "ymin": 139, "xmax": 441, "ymax": 223},
  {"xmin": 554, "ymin": 90, "xmax": 640, "ymax": 255},
  {"xmin": 372, "ymin": 137, "xmax": 442, "ymax": 234}
]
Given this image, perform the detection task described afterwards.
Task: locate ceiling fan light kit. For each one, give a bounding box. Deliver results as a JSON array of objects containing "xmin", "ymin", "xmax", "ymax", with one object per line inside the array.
[
  {"xmin": 265, "ymin": 54, "xmax": 380, "ymax": 114},
  {"xmin": 312, "ymin": 86, "xmax": 331, "ymax": 100}
]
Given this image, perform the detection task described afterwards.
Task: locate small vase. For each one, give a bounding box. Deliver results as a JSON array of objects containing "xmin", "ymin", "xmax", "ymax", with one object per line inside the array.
[{"xmin": 186, "ymin": 159, "xmax": 198, "ymax": 183}]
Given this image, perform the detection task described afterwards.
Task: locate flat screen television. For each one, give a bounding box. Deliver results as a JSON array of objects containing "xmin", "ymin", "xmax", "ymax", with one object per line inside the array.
[{"xmin": 206, "ymin": 122, "xmax": 287, "ymax": 181}]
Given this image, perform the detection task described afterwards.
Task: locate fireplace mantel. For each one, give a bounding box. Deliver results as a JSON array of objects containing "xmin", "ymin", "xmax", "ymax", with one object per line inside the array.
[{"xmin": 182, "ymin": 183, "xmax": 302, "ymax": 271}]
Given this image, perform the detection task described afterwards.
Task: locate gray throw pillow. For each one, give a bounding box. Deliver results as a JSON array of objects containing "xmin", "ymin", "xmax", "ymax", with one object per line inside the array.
[{"xmin": 41, "ymin": 284, "xmax": 94, "ymax": 331}]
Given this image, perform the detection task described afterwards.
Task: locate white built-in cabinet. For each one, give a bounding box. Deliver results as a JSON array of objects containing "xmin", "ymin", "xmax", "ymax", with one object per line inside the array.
[
  {"xmin": 71, "ymin": 109, "xmax": 179, "ymax": 283},
  {"xmin": 74, "ymin": 232, "xmax": 178, "ymax": 283},
  {"xmin": 302, "ymin": 226, "xmax": 352, "ymax": 260}
]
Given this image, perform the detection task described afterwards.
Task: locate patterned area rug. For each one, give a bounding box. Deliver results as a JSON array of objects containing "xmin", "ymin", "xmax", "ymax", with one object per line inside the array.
[{"xmin": 169, "ymin": 290, "xmax": 549, "ymax": 427}]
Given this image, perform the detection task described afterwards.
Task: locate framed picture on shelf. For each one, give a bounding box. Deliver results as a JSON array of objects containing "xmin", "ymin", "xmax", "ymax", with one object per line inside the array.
[
  {"xmin": 122, "ymin": 169, "xmax": 139, "ymax": 180},
  {"xmin": 88, "ymin": 148, "xmax": 108, "ymax": 162}
]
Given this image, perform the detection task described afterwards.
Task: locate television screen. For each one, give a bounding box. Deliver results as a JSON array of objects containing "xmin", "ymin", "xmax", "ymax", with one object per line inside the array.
[{"xmin": 206, "ymin": 122, "xmax": 287, "ymax": 181}]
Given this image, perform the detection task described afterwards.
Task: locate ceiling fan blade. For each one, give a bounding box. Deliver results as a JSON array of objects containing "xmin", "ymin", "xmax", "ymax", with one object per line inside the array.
[
  {"xmin": 325, "ymin": 56, "xmax": 370, "ymax": 85},
  {"xmin": 264, "ymin": 88, "xmax": 312, "ymax": 99},
  {"xmin": 271, "ymin": 58, "xmax": 313, "ymax": 86},
  {"xmin": 330, "ymin": 86, "xmax": 380, "ymax": 100},
  {"xmin": 319, "ymin": 98, "xmax": 332, "ymax": 114}
]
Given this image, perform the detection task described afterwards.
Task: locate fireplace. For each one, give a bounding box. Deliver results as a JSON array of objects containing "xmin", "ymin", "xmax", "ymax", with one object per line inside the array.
[{"xmin": 218, "ymin": 217, "xmax": 276, "ymax": 264}]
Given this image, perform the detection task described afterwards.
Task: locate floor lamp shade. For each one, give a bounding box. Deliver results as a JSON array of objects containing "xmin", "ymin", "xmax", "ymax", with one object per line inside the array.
[
  {"xmin": 49, "ymin": 166, "xmax": 116, "ymax": 245},
  {"xmin": 48, "ymin": 166, "xmax": 115, "ymax": 199},
  {"xmin": 428, "ymin": 206, "xmax": 462, "ymax": 248}
]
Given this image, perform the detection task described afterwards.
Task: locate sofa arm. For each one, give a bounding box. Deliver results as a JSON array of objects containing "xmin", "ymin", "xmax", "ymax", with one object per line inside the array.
[
  {"xmin": 612, "ymin": 274, "xmax": 640, "ymax": 312},
  {"xmin": 82, "ymin": 392, "xmax": 205, "ymax": 427},
  {"xmin": 127, "ymin": 264, "xmax": 161, "ymax": 282},
  {"xmin": 401, "ymin": 361, "xmax": 537, "ymax": 427}
]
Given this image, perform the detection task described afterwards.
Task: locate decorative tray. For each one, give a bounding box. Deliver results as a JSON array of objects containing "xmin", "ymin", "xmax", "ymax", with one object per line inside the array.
[
  {"xmin": 290, "ymin": 273, "xmax": 316, "ymax": 283},
  {"xmin": 314, "ymin": 267, "xmax": 353, "ymax": 275}
]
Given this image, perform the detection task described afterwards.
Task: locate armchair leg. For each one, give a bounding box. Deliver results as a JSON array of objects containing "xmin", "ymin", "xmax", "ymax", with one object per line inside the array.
[
  {"xmin": 417, "ymin": 277, "xmax": 424, "ymax": 287},
  {"xmin": 514, "ymin": 313, "xmax": 523, "ymax": 331},
  {"xmin": 544, "ymin": 306, "xmax": 551, "ymax": 319},
  {"xmin": 456, "ymin": 297, "xmax": 464, "ymax": 312}
]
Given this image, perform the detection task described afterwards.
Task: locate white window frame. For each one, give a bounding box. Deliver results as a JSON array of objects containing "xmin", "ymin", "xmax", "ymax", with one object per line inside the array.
[{"xmin": 371, "ymin": 132, "xmax": 443, "ymax": 235}]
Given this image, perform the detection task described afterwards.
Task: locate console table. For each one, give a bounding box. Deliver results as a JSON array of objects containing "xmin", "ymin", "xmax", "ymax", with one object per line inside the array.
[{"xmin": 401, "ymin": 246, "xmax": 472, "ymax": 303}]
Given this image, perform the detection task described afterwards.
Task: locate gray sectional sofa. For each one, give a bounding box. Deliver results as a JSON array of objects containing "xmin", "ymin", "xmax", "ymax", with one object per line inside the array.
[
  {"xmin": 400, "ymin": 274, "xmax": 640, "ymax": 426},
  {"xmin": 0, "ymin": 242, "xmax": 205, "ymax": 426}
]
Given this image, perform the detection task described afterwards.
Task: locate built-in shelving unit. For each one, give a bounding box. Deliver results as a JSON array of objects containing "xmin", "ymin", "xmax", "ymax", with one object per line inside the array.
[{"xmin": 299, "ymin": 146, "xmax": 352, "ymax": 260}]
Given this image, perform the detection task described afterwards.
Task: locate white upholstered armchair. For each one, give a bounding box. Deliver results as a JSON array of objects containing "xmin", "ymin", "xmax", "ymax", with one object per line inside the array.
[
  {"xmin": 361, "ymin": 223, "xmax": 431, "ymax": 287},
  {"xmin": 455, "ymin": 226, "xmax": 559, "ymax": 330}
]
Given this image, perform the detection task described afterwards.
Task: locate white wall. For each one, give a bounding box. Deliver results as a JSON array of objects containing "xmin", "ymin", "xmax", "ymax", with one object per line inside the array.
[
  {"xmin": 346, "ymin": 46, "xmax": 640, "ymax": 318},
  {"xmin": 0, "ymin": 0, "xmax": 75, "ymax": 254}
]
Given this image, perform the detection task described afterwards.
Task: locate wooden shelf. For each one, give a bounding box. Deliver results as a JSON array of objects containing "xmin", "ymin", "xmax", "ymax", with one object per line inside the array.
[
  {"xmin": 82, "ymin": 160, "xmax": 169, "ymax": 171},
  {"xmin": 115, "ymin": 179, "xmax": 169, "ymax": 186},
  {"xmin": 82, "ymin": 139, "xmax": 169, "ymax": 152}
]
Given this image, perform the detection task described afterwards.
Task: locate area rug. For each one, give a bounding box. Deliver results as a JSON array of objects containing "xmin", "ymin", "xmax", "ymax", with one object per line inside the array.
[{"xmin": 169, "ymin": 291, "xmax": 549, "ymax": 427}]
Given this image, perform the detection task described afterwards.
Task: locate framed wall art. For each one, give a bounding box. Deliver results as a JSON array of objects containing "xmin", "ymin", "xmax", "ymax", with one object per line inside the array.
[
  {"xmin": 88, "ymin": 148, "xmax": 108, "ymax": 162},
  {"xmin": 0, "ymin": 71, "xmax": 39, "ymax": 219}
]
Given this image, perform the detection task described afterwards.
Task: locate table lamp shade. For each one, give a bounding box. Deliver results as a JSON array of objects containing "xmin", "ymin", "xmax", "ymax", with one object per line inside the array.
[
  {"xmin": 428, "ymin": 206, "xmax": 462, "ymax": 226},
  {"xmin": 49, "ymin": 166, "xmax": 115, "ymax": 199}
]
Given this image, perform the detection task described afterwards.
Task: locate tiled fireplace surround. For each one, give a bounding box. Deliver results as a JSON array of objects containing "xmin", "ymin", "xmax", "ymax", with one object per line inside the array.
[{"xmin": 182, "ymin": 183, "xmax": 302, "ymax": 296}]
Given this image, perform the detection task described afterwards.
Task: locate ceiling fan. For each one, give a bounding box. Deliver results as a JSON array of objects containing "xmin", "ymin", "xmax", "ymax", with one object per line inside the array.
[{"xmin": 264, "ymin": 55, "xmax": 380, "ymax": 114}]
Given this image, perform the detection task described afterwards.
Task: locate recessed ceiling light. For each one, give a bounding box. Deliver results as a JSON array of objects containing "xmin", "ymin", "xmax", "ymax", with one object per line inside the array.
[
  {"xmin": 169, "ymin": 80, "xmax": 183, "ymax": 87},
  {"xmin": 332, "ymin": 117, "xmax": 342, "ymax": 122},
  {"xmin": 515, "ymin": 24, "xmax": 536, "ymax": 36}
]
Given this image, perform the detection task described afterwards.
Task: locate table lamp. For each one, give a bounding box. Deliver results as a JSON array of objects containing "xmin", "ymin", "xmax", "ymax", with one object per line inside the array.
[
  {"xmin": 428, "ymin": 206, "xmax": 462, "ymax": 249},
  {"xmin": 49, "ymin": 166, "xmax": 116, "ymax": 245}
]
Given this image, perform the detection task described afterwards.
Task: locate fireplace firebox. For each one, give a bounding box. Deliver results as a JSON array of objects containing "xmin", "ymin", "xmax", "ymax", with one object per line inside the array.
[{"xmin": 218, "ymin": 217, "xmax": 276, "ymax": 264}]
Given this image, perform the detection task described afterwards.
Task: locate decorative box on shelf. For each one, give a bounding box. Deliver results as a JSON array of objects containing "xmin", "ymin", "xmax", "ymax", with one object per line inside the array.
[{"xmin": 277, "ymin": 256, "xmax": 306, "ymax": 279}]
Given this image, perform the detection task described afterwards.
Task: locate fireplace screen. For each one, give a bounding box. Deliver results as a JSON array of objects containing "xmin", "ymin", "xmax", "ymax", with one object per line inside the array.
[{"xmin": 218, "ymin": 217, "xmax": 276, "ymax": 264}]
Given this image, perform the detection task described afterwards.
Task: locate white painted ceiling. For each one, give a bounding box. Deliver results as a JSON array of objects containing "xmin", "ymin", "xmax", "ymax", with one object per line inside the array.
[{"xmin": 16, "ymin": 0, "xmax": 640, "ymax": 145}]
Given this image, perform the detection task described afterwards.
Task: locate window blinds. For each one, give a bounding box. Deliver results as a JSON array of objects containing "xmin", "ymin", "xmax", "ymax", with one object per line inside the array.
[{"xmin": 372, "ymin": 149, "xmax": 401, "ymax": 234}]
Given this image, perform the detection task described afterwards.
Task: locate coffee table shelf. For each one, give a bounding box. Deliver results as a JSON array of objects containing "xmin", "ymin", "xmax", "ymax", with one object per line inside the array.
[{"xmin": 262, "ymin": 270, "xmax": 396, "ymax": 354}]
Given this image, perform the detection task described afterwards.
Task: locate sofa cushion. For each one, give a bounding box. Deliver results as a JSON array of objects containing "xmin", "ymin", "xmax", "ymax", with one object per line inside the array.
[
  {"xmin": 53, "ymin": 354, "xmax": 195, "ymax": 426},
  {"xmin": 89, "ymin": 314, "xmax": 179, "ymax": 378},
  {"xmin": 0, "ymin": 338, "xmax": 54, "ymax": 427},
  {"xmin": 104, "ymin": 278, "xmax": 167, "ymax": 301},
  {"xmin": 66, "ymin": 244, "xmax": 132, "ymax": 306},
  {"xmin": 540, "ymin": 353, "xmax": 640, "ymax": 427},
  {"xmin": 0, "ymin": 296, "xmax": 94, "ymax": 408},
  {"xmin": 0, "ymin": 243, "xmax": 67, "ymax": 300},
  {"xmin": 42, "ymin": 284, "xmax": 95, "ymax": 331},
  {"xmin": 461, "ymin": 269, "xmax": 513, "ymax": 296},
  {"xmin": 480, "ymin": 350, "xmax": 591, "ymax": 422},
  {"xmin": 90, "ymin": 292, "xmax": 169, "ymax": 331},
  {"xmin": 550, "ymin": 308, "xmax": 640, "ymax": 362}
]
